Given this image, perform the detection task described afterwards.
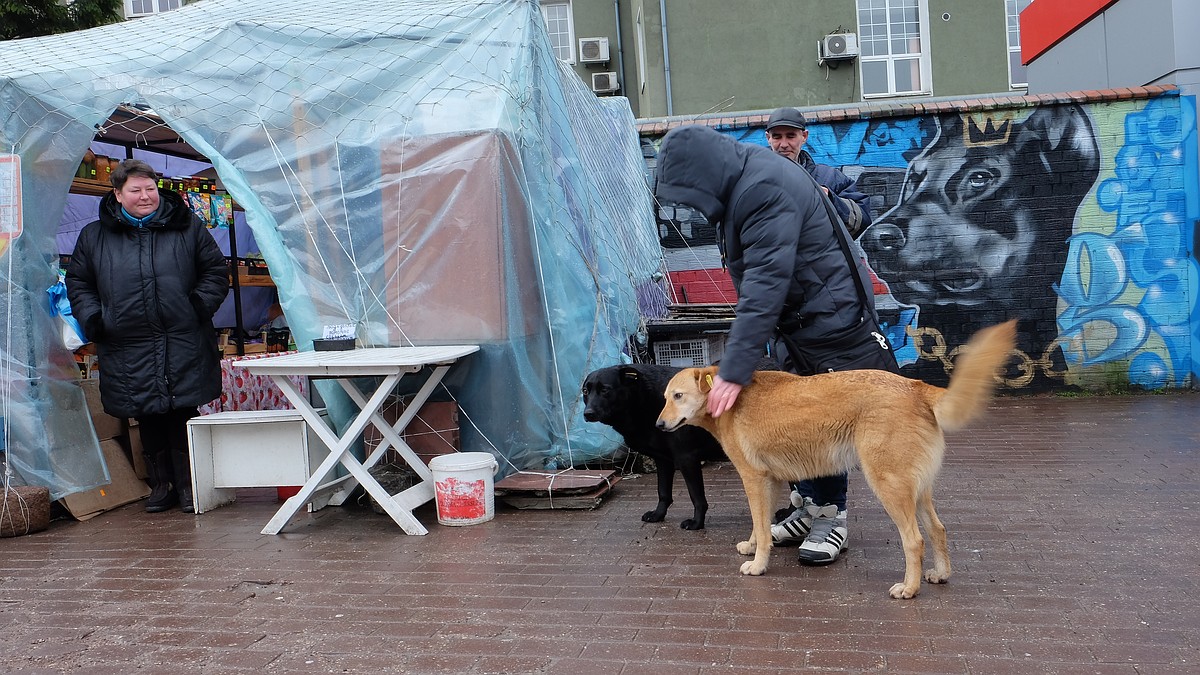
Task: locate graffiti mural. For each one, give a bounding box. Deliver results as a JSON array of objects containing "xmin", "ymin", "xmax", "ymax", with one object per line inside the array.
[
  {"xmin": 1057, "ymin": 96, "xmax": 1199, "ymax": 388},
  {"xmin": 648, "ymin": 93, "xmax": 1198, "ymax": 390},
  {"xmin": 861, "ymin": 105, "xmax": 1101, "ymax": 387}
]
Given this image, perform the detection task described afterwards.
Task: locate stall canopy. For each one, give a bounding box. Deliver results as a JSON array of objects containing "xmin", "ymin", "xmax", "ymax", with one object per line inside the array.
[{"xmin": 0, "ymin": 0, "xmax": 667, "ymax": 498}]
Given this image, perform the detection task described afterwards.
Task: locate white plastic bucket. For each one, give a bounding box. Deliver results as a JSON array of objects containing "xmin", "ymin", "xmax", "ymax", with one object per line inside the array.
[{"xmin": 428, "ymin": 452, "xmax": 500, "ymax": 526}]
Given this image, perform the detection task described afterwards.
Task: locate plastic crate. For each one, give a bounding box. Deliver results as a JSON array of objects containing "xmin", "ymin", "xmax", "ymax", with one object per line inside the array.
[{"xmin": 652, "ymin": 336, "xmax": 725, "ymax": 367}]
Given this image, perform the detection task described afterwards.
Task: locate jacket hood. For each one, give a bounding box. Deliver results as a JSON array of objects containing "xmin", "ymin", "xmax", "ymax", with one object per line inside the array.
[
  {"xmin": 653, "ymin": 125, "xmax": 748, "ymax": 225},
  {"xmin": 99, "ymin": 188, "xmax": 193, "ymax": 231}
]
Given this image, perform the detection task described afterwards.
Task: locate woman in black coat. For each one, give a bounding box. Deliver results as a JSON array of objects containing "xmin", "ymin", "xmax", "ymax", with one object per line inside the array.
[{"xmin": 66, "ymin": 159, "xmax": 229, "ymax": 513}]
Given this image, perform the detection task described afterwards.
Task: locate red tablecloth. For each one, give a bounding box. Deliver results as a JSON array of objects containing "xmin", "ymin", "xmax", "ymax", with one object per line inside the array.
[{"xmin": 199, "ymin": 351, "xmax": 309, "ymax": 415}]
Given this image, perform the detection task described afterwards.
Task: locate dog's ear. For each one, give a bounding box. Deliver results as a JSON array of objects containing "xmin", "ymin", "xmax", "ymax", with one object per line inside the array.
[
  {"xmin": 1015, "ymin": 104, "xmax": 1100, "ymax": 178},
  {"xmin": 695, "ymin": 366, "xmax": 718, "ymax": 394}
]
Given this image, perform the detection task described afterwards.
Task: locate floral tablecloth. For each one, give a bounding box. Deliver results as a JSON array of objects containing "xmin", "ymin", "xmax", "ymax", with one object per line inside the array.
[{"xmin": 198, "ymin": 351, "xmax": 309, "ymax": 415}]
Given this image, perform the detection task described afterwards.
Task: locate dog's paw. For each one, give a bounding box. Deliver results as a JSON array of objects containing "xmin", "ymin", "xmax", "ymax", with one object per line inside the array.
[
  {"xmin": 641, "ymin": 510, "xmax": 667, "ymax": 523},
  {"xmin": 924, "ymin": 569, "xmax": 950, "ymax": 584},
  {"xmin": 739, "ymin": 559, "xmax": 768, "ymax": 576},
  {"xmin": 735, "ymin": 540, "xmax": 755, "ymax": 556},
  {"xmin": 888, "ymin": 582, "xmax": 920, "ymax": 599},
  {"xmin": 679, "ymin": 519, "xmax": 704, "ymax": 531}
]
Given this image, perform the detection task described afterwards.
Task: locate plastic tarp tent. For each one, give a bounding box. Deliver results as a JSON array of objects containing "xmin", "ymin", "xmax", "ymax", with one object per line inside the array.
[{"xmin": 0, "ymin": 0, "xmax": 667, "ymax": 498}]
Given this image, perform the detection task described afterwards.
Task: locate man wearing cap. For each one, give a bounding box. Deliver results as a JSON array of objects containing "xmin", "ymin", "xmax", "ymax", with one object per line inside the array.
[
  {"xmin": 761, "ymin": 107, "xmax": 894, "ymax": 564},
  {"xmin": 764, "ymin": 107, "xmax": 872, "ymax": 238}
]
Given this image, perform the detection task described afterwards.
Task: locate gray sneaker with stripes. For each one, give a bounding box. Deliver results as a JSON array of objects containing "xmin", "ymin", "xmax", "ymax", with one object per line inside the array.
[
  {"xmin": 770, "ymin": 495, "xmax": 817, "ymax": 546},
  {"xmin": 796, "ymin": 505, "xmax": 848, "ymax": 565}
]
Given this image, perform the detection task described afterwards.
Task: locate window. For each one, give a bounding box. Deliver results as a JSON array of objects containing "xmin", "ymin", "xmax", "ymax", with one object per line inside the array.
[
  {"xmin": 1006, "ymin": 0, "xmax": 1034, "ymax": 88},
  {"xmin": 856, "ymin": 0, "xmax": 931, "ymax": 98},
  {"xmin": 124, "ymin": 0, "xmax": 182, "ymax": 18},
  {"xmin": 540, "ymin": 2, "xmax": 576, "ymax": 63}
]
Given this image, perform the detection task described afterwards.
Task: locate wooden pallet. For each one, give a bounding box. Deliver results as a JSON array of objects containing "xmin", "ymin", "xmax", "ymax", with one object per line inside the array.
[{"xmin": 494, "ymin": 468, "xmax": 620, "ymax": 510}]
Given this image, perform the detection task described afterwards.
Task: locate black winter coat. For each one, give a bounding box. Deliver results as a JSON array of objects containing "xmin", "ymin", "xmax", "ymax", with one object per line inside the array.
[
  {"xmin": 66, "ymin": 189, "xmax": 229, "ymax": 418},
  {"xmin": 654, "ymin": 125, "xmax": 873, "ymax": 385}
]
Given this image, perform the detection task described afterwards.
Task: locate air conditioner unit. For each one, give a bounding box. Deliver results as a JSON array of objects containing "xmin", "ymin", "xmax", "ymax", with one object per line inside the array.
[
  {"xmin": 591, "ymin": 71, "xmax": 620, "ymax": 94},
  {"xmin": 820, "ymin": 33, "xmax": 859, "ymax": 60},
  {"xmin": 579, "ymin": 37, "xmax": 610, "ymax": 64}
]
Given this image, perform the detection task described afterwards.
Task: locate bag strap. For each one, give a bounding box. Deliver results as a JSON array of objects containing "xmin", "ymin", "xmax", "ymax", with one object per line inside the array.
[{"xmin": 816, "ymin": 187, "xmax": 876, "ymax": 325}]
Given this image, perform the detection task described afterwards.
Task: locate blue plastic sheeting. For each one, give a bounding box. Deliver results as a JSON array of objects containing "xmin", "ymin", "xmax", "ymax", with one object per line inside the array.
[{"xmin": 0, "ymin": 0, "xmax": 667, "ymax": 497}]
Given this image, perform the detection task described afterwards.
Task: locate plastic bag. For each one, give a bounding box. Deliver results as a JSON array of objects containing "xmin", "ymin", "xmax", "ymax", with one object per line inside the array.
[{"xmin": 47, "ymin": 279, "xmax": 88, "ymax": 348}]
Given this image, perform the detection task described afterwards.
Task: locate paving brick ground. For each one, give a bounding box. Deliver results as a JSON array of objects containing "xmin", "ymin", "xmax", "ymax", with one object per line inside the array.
[{"xmin": 2, "ymin": 393, "xmax": 1199, "ymax": 674}]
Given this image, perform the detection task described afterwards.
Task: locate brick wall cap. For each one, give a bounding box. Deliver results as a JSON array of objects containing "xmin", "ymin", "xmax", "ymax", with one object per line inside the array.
[{"xmin": 636, "ymin": 85, "xmax": 1179, "ymax": 135}]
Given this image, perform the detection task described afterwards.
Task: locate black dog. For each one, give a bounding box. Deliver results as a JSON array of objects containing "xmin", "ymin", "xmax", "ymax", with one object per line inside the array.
[{"xmin": 582, "ymin": 364, "xmax": 724, "ymax": 530}]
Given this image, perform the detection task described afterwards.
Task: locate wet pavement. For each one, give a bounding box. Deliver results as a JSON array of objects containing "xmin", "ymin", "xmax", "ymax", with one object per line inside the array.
[{"xmin": 2, "ymin": 393, "xmax": 1199, "ymax": 674}]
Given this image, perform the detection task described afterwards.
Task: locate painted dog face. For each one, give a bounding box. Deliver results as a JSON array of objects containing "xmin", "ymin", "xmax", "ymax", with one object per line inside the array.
[{"xmin": 862, "ymin": 106, "xmax": 1100, "ymax": 313}]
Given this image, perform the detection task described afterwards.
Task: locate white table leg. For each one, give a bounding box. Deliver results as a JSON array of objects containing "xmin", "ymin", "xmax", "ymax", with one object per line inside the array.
[
  {"xmin": 338, "ymin": 365, "xmax": 453, "ymax": 522},
  {"xmin": 257, "ymin": 361, "xmax": 460, "ymax": 536},
  {"xmin": 341, "ymin": 364, "xmax": 451, "ymax": 483},
  {"xmin": 261, "ymin": 373, "xmax": 403, "ymax": 535},
  {"xmin": 336, "ymin": 453, "xmax": 429, "ymax": 535},
  {"xmin": 260, "ymin": 435, "xmax": 356, "ymax": 535}
]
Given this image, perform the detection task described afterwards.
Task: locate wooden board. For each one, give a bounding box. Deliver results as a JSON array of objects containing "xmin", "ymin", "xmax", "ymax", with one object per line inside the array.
[{"xmin": 495, "ymin": 469, "xmax": 620, "ymax": 510}]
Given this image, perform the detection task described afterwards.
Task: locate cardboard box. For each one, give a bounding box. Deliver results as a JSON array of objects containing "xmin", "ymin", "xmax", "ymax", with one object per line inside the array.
[
  {"xmin": 363, "ymin": 397, "xmax": 459, "ymax": 466},
  {"xmin": 380, "ymin": 132, "xmax": 540, "ymax": 342},
  {"xmin": 79, "ymin": 379, "xmax": 124, "ymax": 441},
  {"xmin": 122, "ymin": 422, "xmax": 147, "ymax": 480},
  {"xmin": 60, "ymin": 439, "xmax": 151, "ymax": 520}
]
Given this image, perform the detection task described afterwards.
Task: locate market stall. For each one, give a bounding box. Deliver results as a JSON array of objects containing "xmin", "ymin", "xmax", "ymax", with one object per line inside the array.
[{"xmin": 0, "ymin": 0, "xmax": 667, "ymax": 504}]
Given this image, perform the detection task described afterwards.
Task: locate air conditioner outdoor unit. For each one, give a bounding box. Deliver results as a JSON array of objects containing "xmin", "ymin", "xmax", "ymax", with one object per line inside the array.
[
  {"xmin": 591, "ymin": 71, "xmax": 619, "ymax": 94},
  {"xmin": 820, "ymin": 33, "xmax": 859, "ymax": 60},
  {"xmin": 579, "ymin": 37, "xmax": 610, "ymax": 64}
]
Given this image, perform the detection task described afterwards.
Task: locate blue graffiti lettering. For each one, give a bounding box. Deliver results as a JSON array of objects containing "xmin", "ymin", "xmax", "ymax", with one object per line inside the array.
[{"xmin": 1063, "ymin": 95, "xmax": 1199, "ymax": 386}]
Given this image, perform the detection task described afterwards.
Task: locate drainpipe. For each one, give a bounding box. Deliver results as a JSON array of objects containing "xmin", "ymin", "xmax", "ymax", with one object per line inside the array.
[
  {"xmin": 659, "ymin": 0, "xmax": 673, "ymax": 116},
  {"xmin": 613, "ymin": 0, "xmax": 625, "ymax": 94}
]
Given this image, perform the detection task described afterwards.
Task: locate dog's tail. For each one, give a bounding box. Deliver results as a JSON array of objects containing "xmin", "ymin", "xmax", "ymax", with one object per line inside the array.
[{"xmin": 933, "ymin": 320, "xmax": 1017, "ymax": 433}]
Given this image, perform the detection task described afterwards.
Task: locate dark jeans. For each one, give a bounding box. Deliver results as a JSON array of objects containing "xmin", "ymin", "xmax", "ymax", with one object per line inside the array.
[{"xmin": 776, "ymin": 319, "xmax": 900, "ymax": 511}]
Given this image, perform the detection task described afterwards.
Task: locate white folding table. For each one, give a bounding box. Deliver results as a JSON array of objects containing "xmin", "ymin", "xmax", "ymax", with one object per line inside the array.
[{"xmin": 234, "ymin": 345, "xmax": 479, "ymax": 535}]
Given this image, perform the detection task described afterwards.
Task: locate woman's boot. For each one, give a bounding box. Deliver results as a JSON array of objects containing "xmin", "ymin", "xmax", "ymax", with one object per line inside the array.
[
  {"xmin": 144, "ymin": 450, "xmax": 178, "ymax": 513},
  {"xmin": 172, "ymin": 446, "xmax": 194, "ymax": 514}
]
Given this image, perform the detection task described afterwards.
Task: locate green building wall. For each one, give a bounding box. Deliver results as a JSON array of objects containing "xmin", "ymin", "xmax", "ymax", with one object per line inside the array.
[{"xmin": 566, "ymin": 0, "xmax": 1018, "ymax": 119}]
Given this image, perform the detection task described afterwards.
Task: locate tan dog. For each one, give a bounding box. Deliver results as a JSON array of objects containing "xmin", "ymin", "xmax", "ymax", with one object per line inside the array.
[{"xmin": 655, "ymin": 320, "xmax": 1017, "ymax": 599}]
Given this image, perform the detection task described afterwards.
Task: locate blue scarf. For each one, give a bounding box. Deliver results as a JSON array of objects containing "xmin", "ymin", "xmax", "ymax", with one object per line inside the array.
[{"xmin": 120, "ymin": 206, "xmax": 156, "ymax": 228}]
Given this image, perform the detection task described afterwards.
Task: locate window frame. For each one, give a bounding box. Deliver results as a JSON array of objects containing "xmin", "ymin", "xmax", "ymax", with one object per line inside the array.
[
  {"xmin": 1006, "ymin": 0, "xmax": 1034, "ymax": 89},
  {"xmin": 540, "ymin": 1, "xmax": 577, "ymax": 65},
  {"xmin": 855, "ymin": 0, "xmax": 933, "ymax": 100},
  {"xmin": 124, "ymin": 0, "xmax": 182, "ymax": 18}
]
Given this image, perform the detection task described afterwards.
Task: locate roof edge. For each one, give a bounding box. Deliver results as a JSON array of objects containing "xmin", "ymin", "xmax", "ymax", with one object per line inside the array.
[{"xmin": 635, "ymin": 85, "xmax": 1178, "ymax": 135}]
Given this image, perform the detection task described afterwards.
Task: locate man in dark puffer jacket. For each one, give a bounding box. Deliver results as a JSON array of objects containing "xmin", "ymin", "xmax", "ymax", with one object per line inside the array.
[
  {"xmin": 654, "ymin": 125, "xmax": 898, "ymax": 567},
  {"xmin": 763, "ymin": 107, "xmax": 880, "ymax": 545},
  {"xmin": 67, "ymin": 159, "xmax": 229, "ymax": 514}
]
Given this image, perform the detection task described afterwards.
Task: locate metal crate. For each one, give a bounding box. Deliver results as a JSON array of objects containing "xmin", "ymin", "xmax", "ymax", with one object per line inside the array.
[{"xmin": 652, "ymin": 335, "xmax": 725, "ymax": 367}]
